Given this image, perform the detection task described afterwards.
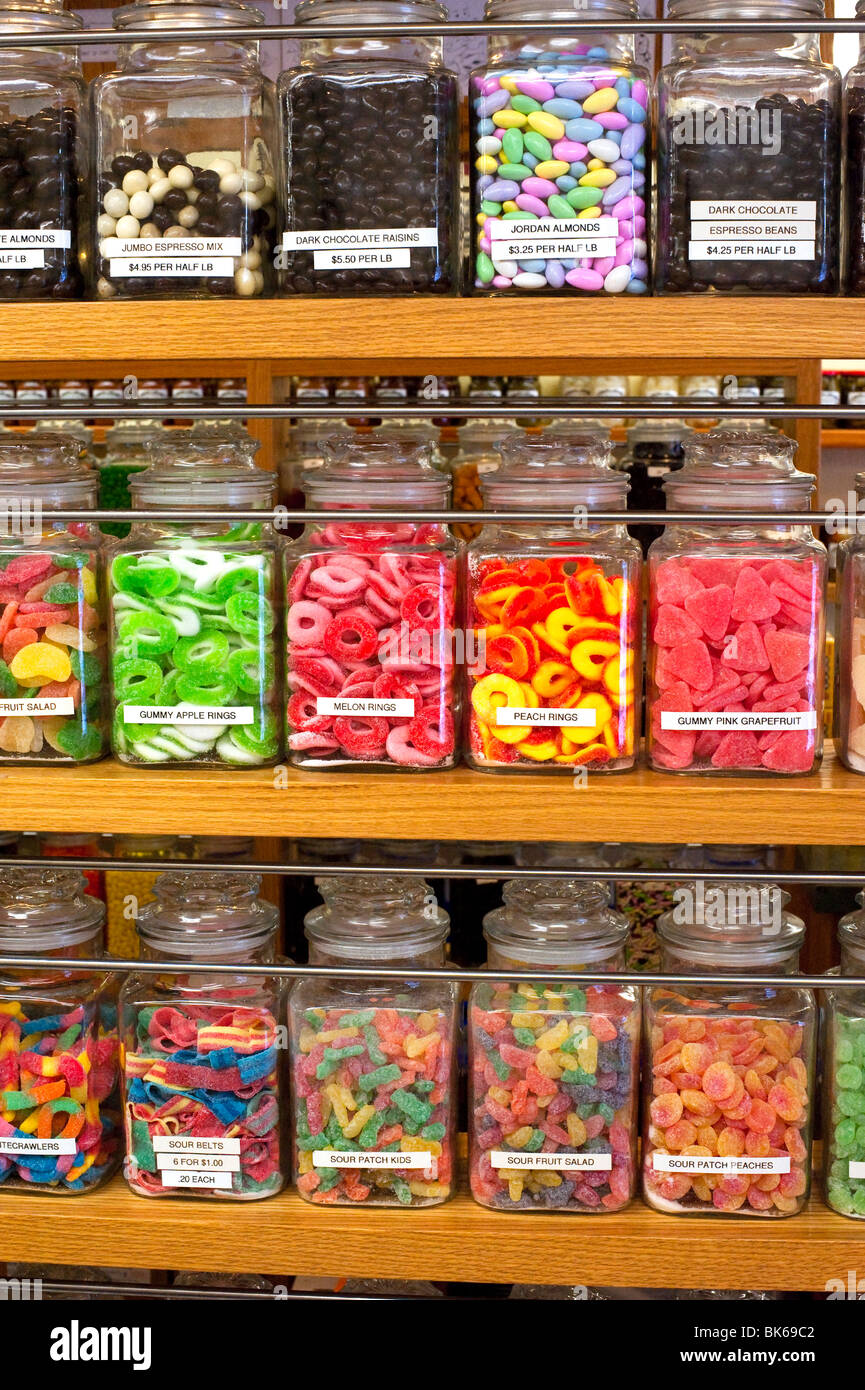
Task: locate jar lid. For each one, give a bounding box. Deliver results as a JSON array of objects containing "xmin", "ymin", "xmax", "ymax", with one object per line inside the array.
[
  {"xmin": 627, "ymin": 420, "xmax": 696, "ymax": 447},
  {"xmin": 484, "ymin": 0, "xmax": 637, "ymax": 22},
  {"xmin": 838, "ymin": 894, "xmax": 865, "ymax": 967},
  {"xmin": 664, "ymin": 427, "xmax": 815, "ymax": 512},
  {"xmin": 0, "ymin": 5, "xmax": 82, "ymax": 33},
  {"xmin": 296, "ymin": 0, "xmax": 448, "ymax": 23},
  {"xmin": 303, "ymin": 432, "xmax": 449, "ymax": 507},
  {"xmin": 658, "ymin": 881, "xmax": 804, "ymax": 967},
  {"xmin": 0, "ymin": 435, "xmax": 96, "ymax": 508},
  {"xmin": 668, "ymin": 0, "xmax": 824, "ymax": 19},
  {"xmin": 104, "ymin": 420, "xmax": 164, "ymax": 448},
  {"xmin": 33, "ymin": 420, "xmax": 93, "ymax": 449},
  {"xmin": 114, "ymin": 0, "xmax": 265, "ymax": 32},
  {"xmin": 484, "ymin": 879, "xmax": 628, "ymax": 966},
  {"xmin": 0, "ymin": 868, "xmax": 104, "ymax": 951},
  {"xmin": 130, "ymin": 431, "xmax": 274, "ymax": 509},
  {"xmin": 305, "ymin": 873, "xmax": 449, "ymax": 961},
  {"xmin": 136, "ymin": 871, "xmax": 278, "ymax": 956},
  {"xmin": 485, "ymin": 429, "xmax": 627, "ymax": 510}
]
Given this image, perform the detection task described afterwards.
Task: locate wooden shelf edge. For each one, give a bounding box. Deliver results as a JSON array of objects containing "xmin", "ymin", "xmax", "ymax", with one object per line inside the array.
[
  {"xmin": 0, "ymin": 750, "xmax": 860, "ymax": 844},
  {"xmin": 0, "ymin": 1177, "xmax": 856, "ymax": 1289}
]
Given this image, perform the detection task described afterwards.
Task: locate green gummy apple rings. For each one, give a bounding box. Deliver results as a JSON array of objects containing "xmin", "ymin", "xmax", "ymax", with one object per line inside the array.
[{"xmin": 110, "ymin": 543, "xmax": 279, "ymax": 767}]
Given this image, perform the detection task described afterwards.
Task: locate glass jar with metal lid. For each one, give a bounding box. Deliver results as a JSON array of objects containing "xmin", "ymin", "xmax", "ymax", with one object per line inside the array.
[{"xmin": 824, "ymin": 895, "xmax": 865, "ymax": 1217}]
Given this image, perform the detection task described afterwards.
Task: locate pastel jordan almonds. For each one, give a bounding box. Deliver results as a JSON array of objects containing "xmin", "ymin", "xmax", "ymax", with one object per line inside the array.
[
  {"xmin": 587, "ymin": 138, "xmax": 622, "ymax": 163},
  {"xmin": 554, "ymin": 80, "xmax": 596, "ymax": 100},
  {"xmin": 542, "ymin": 99, "xmax": 584, "ymax": 120},
  {"xmin": 602, "ymin": 176, "xmax": 634, "ymax": 206},
  {"xmin": 524, "ymin": 131, "xmax": 553, "ymax": 159},
  {"xmin": 566, "ymin": 267, "xmax": 605, "ymax": 290},
  {"xmin": 582, "ymin": 87, "xmax": 620, "ymax": 115},
  {"xmin": 478, "ymin": 89, "xmax": 511, "ymax": 118},
  {"xmin": 501, "ymin": 128, "xmax": 524, "ymax": 162},
  {"xmin": 495, "ymin": 110, "xmax": 529, "ymax": 129},
  {"xmin": 477, "ymin": 136, "xmax": 503, "ymax": 155},
  {"xmin": 604, "ymin": 265, "xmax": 633, "ymax": 294},
  {"xmin": 533, "ymin": 160, "xmax": 570, "ymax": 179},
  {"xmin": 595, "ymin": 111, "xmax": 629, "ymax": 131},
  {"xmin": 511, "ymin": 94, "xmax": 542, "ymax": 114},
  {"xmin": 632, "ymin": 80, "xmax": 648, "ymax": 108},
  {"xmin": 485, "ymin": 179, "xmax": 521, "ymax": 201},
  {"xmin": 522, "ymin": 176, "xmax": 559, "ymax": 199},
  {"xmin": 548, "ymin": 194, "xmax": 578, "ymax": 218},
  {"xmin": 475, "ymin": 155, "xmax": 499, "ymax": 174},
  {"xmin": 515, "ymin": 79, "xmax": 556, "ymax": 101},
  {"xmin": 566, "ymin": 186, "xmax": 604, "ymax": 209},
  {"xmin": 566, "ymin": 118, "xmax": 605, "ymax": 142},
  {"xmin": 553, "ymin": 140, "xmax": 589, "ymax": 162},
  {"xmin": 497, "ymin": 163, "xmax": 533, "ymax": 181},
  {"xmin": 617, "ymin": 96, "xmax": 647, "ymax": 122},
  {"xmin": 620, "ymin": 125, "xmax": 646, "ymax": 159},
  {"xmin": 526, "ymin": 111, "xmax": 566, "ymax": 140},
  {"xmin": 545, "ymin": 260, "xmax": 567, "ymax": 287},
  {"xmin": 515, "ymin": 194, "xmax": 552, "ymax": 216},
  {"xmin": 579, "ymin": 169, "xmax": 618, "ymax": 188},
  {"xmin": 512, "ymin": 271, "xmax": 547, "ymax": 288}
]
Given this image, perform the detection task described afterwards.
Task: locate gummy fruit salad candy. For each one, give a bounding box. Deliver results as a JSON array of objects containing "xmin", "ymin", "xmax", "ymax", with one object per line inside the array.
[
  {"xmin": 292, "ymin": 1003, "xmax": 455, "ymax": 1207},
  {"xmin": 0, "ymin": 548, "xmax": 107, "ymax": 762},
  {"xmin": 643, "ymin": 1013, "xmax": 813, "ymax": 1216},
  {"xmin": 647, "ymin": 553, "xmax": 825, "ymax": 773},
  {"xmin": 286, "ymin": 436, "xmax": 458, "ymax": 769},
  {"xmin": 468, "ymin": 554, "xmax": 639, "ymax": 769},
  {"xmin": 470, "ymin": 979, "xmax": 638, "ymax": 1211}
]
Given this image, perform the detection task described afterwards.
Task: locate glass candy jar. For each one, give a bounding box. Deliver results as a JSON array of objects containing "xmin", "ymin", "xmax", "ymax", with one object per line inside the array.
[
  {"xmin": 0, "ymin": 869, "xmax": 120, "ymax": 1194},
  {"xmin": 646, "ymin": 428, "xmax": 826, "ymax": 775},
  {"xmin": 108, "ymin": 432, "xmax": 281, "ymax": 768},
  {"xmin": 119, "ymin": 872, "xmax": 284, "ymax": 1200},
  {"xmin": 643, "ymin": 883, "xmax": 816, "ymax": 1216},
  {"xmin": 0, "ymin": 436, "xmax": 108, "ymax": 764},
  {"xmin": 467, "ymin": 430, "xmax": 641, "ymax": 771},
  {"xmin": 844, "ymin": 3, "xmax": 865, "ymax": 294},
  {"xmin": 285, "ymin": 434, "xmax": 458, "ymax": 770},
  {"xmin": 469, "ymin": 879, "xmax": 638, "ymax": 1212},
  {"xmin": 90, "ymin": 0, "xmax": 277, "ymax": 300},
  {"xmin": 656, "ymin": 0, "xmax": 841, "ymax": 295},
  {"xmin": 278, "ymin": 0, "xmax": 459, "ymax": 296},
  {"xmin": 835, "ymin": 475, "xmax": 865, "ymax": 772},
  {"xmin": 290, "ymin": 874, "xmax": 457, "ymax": 1207},
  {"xmin": 470, "ymin": 0, "xmax": 649, "ymax": 296},
  {"xmin": 824, "ymin": 897, "xmax": 865, "ymax": 1217},
  {"xmin": 98, "ymin": 420, "xmax": 164, "ymax": 539},
  {"xmin": 0, "ymin": 2, "xmax": 85, "ymax": 300}
]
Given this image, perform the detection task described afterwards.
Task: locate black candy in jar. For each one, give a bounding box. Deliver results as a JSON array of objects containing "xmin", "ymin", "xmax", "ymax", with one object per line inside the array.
[
  {"xmin": 278, "ymin": 0, "xmax": 460, "ymax": 296},
  {"xmin": 846, "ymin": 88, "xmax": 865, "ymax": 294},
  {"xmin": 0, "ymin": 107, "xmax": 82, "ymax": 299}
]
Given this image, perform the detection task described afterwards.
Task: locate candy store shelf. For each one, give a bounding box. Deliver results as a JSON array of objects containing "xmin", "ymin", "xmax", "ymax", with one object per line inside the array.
[
  {"xmin": 822, "ymin": 429, "xmax": 865, "ymax": 448},
  {"xmin": 1, "ymin": 299, "xmax": 865, "ymax": 370},
  {"xmin": 0, "ymin": 749, "xmax": 860, "ymax": 843},
  {"xmin": 0, "ymin": 1169, "xmax": 855, "ymax": 1289}
]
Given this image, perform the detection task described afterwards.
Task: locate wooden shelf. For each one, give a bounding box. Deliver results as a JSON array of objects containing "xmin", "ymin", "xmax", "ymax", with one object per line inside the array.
[
  {"xmin": 0, "ymin": 1170, "xmax": 854, "ymax": 1290},
  {"xmin": 0, "ymin": 300, "xmax": 863, "ymax": 371},
  {"xmin": 1, "ymin": 749, "xmax": 860, "ymax": 844},
  {"xmin": 822, "ymin": 429, "xmax": 865, "ymax": 448}
]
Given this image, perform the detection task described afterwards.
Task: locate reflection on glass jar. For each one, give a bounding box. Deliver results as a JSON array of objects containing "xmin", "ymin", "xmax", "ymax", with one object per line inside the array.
[
  {"xmin": 656, "ymin": 0, "xmax": 840, "ymax": 296},
  {"xmin": 108, "ymin": 431, "xmax": 281, "ymax": 768},
  {"xmin": 647, "ymin": 427, "xmax": 826, "ymax": 775},
  {"xmin": 119, "ymin": 871, "xmax": 284, "ymax": 1200},
  {"xmin": 469, "ymin": 879, "xmax": 639, "ymax": 1212},
  {"xmin": 290, "ymin": 874, "xmax": 457, "ymax": 1207},
  {"xmin": 0, "ymin": 868, "xmax": 120, "ymax": 1194},
  {"xmin": 278, "ymin": 0, "xmax": 460, "ymax": 297},
  {"xmin": 824, "ymin": 896, "xmax": 865, "ymax": 1218},
  {"xmin": 90, "ymin": 0, "xmax": 277, "ymax": 301},
  {"xmin": 643, "ymin": 883, "xmax": 815, "ymax": 1217},
  {"xmin": 836, "ymin": 473, "xmax": 865, "ymax": 773}
]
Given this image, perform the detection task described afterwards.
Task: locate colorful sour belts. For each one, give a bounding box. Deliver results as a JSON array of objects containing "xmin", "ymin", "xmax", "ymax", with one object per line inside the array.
[
  {"xmin": 110, "ymin": 534, "xmax": 278, "ymax": 766},
  {"xmin": 123, "ymin": 1004, "xmax": 281, "ymax": 1199},
  {"xmin": 0, "ymin": 1000, "xmax": 119, "ymax": 1191},
  {"xmin": 825, "ymin": 1012, "xmax": 865, "ymax": 1218},
  {"xmin": 286, "ymin": 523, "xmax": 457, "ymax": 768},
  {"xmin": 293, "ymin": 1004, "xmax": 454, "ymax": 1206},
  {"xmin": 468, "ymin": 554, "xmax": 638, "ymax": 768},
  {"xmin": 644, "ymin": 1013, "xmax": 812, "ymax": 1215},
  {"xmin": 470, "ymin": 981, "xmax": 637, "ymax": 1211},
  {"xmin": 0, "ymin": 548, "xmax": 106, "ymax": 761}
]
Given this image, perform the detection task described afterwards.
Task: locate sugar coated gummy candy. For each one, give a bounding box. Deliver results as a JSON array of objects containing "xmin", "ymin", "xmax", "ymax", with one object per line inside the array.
[
  {"xmin": 471, "ymin": 42, "xmax": 649, "ymax": 295},
  {"xmin": 469, "ymin": 979, "xmax": 638, "ymax": 1211},
  {"xmin": 286, "ymin": 521, "xmax": 457, "ymax": 768},
  {"xmin": 0, "ymin": 548, "xmax": 106, "ymax": 761},
  {"xmin": 109, "ymin": 536, "xmax": 279, "ymax": 766},
  {"xmin": 649, "ymin": 554, "xmax": 823, "ymax": 773},
  {"xmin": 468, "ymin": 553, "xmax": 639, "ymax": 768},
  {"xmin": 122, "ymin": 1004, "xmax": 282, "ymax": 1199},
  {"xmin": 643, "ymin": 1013, "xmax": 812, "ymax": 1216},
  {"xmin": 0, "ymin": 999, "xmax": 119, "ymax": 1192},
  {"xmin": 825, "ymin": 1013, "xmax": 865, "ymax": 1218},
  {"xmin": 292, "ymin": 1004, "xmax": 454, "ymax": 1206}
]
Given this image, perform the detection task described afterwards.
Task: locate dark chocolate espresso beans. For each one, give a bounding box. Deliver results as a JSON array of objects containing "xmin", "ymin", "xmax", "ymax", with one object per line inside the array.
[
  {"xmin": 278, "ymin": 71, "xmax": 459, "ymax": 295},
  {"xmin": 657, "ymin": 94, "xmax": 840, "ymax": 294},
  {"xmin": 0, "ymin": 106, "xmax": 82, "ymax": 300},
  {"xmin": 846, "ymin": 87, "xmax": 865, "ymax": 294}
]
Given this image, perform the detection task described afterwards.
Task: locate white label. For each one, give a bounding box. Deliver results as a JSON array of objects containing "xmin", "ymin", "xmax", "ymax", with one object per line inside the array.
[
  {"xmin": 313, "ymin": 249, "xmax": 411, "ymax": 269},
  {"xmin": 104, "ymin": 237, "xmax": 241, "ymax": 259},
  {"xmin": 849, "ymin": 1162, "xmax": 865, "ymax": 1179},
  {"xmin": 122, "ymin": 705, "xmax": 255, "ymax": 725},
  {"xmin": 152, "ymin": 1136, "xmax": 241, "ymax": 1155},
  {"xmin": 0, "ymin": 251, "xmax": 46, "ymax": 269},
  {"xmin": 495, "ymin": 707, "xmax": 596, "ymax": 728},
  {"xmin": 660, "ymin": 711, "xmax": 817, "ymax": 732},
  {"xmin": 315, "ymin": 697, "xmax": 415, "ymax": 718},
  {"xmin": 110, "ymin": 257, "xmax": 234, "ymax": 278},
  {"xmin": 822, "ymin": 391, "xmax": 841, "ymax": 406},
  {"xmin": 652, "ymin": 1153, "xmax": 790, "ymax": 1174},
  {"xmin": 848, "ymin": 392, "xmax": 865, "ymax": 406},
  {"xmin": 156, "ymin": 1153, "xmax": 241, "ymax": 1173},
  {"xmin": 0, "ymin": 229, "xmax": 71, "ymax": 249},
  {"xmin": 491, "ymin": 1150, "xmax": 613, "ymax": 1171},
  {"xmin": 647, "ymin": 465, "xmax": 671, "ymax": 478},
  {"xmin": 160, "ymin": 1170, "xmax": 233, "ymax": 1189},
  {"xmin": 0, "ymin": 698, "xmax": 74, "ymax": 717},
  {"xmin": 312, "ymin": 1149, "xmax": 434, "ymax": 1170},
  {"xmin": 0, "ymin": 1136, "xmax": 77, "ymax": 1156},
  {"xmin": 282, "ymin": 227, "xmax": 438, "ymax": 252},
  {"xmin": 488, "ymin": 216, "xmax": 617, "ymax": 260},
  {"xmin": 689, "ymin": 199, "xmax": 816, "ymax": 262}
]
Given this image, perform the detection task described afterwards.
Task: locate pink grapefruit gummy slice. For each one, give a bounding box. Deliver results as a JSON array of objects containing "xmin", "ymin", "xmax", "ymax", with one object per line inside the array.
[
  {"xmin": 655, "ymin": 560, "xmax": 704, "ymax": 605},
  {"xmin": 731, "ymin": 566, "xmax": 781, "ymax": 623},
  {"xmin": 653, "ymin": 603, "xmax": 703, "ymax": 647},
  {"xmin": 711, "ymin": 731, "xmax": 761, "ymax": 769},
  {"xmin": 664, "ymin": 638, "xmax": 713, "ymax": 692},
  {"xmin": 684, "ymin": 583, "xmax": 734, "ymax": 642},
  {"xmin": 763, "ymin": 629, "xmax": 811, "ymax": 685},
  {"xmin": 685, "ymin": 557, "xmax": 740, "ymax": 589},
  {"xmin": 720, "ymin": 620, "xmax": 770, "ymax": 673}
]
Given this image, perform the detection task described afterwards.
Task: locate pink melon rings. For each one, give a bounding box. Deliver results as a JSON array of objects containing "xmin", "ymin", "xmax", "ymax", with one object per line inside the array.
[
  {"xmin": 646, "ymin": 427, "xmax": 827, "ymax": 775},
  {"xmin": 285, "ymin": 434, "xmax": 459, "ymax": 769}
]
